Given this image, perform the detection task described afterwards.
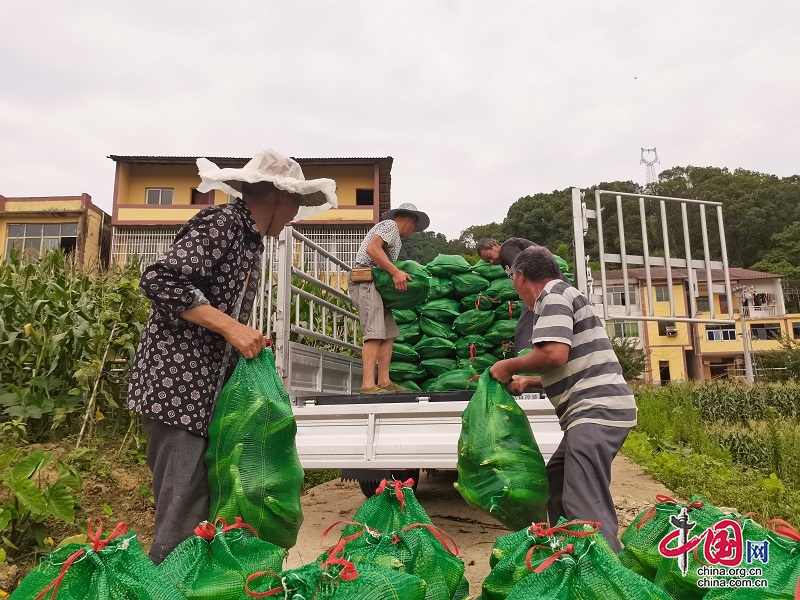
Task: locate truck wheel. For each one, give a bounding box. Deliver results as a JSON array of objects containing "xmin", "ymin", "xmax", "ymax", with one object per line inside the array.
[{"xmin": 358, "ymin": 469, "xmax": 421, "ymax": 498}]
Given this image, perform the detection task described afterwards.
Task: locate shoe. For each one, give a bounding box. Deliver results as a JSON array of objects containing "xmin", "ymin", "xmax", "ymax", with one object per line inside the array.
[
  {"xmin": 380, "ymin": 381, "xmax": 408, "ymax": 392},
  {"xmin": 360, "ymin": 385, "xmax": 388, "ymax": 394}
]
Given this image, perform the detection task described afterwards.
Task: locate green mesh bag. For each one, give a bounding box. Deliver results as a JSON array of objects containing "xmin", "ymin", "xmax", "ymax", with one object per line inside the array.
[
  {"xmin": 419, "ymin": 298, "xmax": 461, "ymax": 323},
  {"xmin": 485, "ymin": 277, "xmax": 519, "ymax": 301},
  {"xmin": 494, "ymin": 301, "xmax": 523, "ymax": 321},
  {"xmin": 399, "ymin": 380, "xmax": 422, "ymax": 392},
  {"xmin": 207, "ymin": 348, "xmax": 304, "ymax": 549},
  {"xmin": 421, "ymin": 357, "xmax": 459, "ymax": 377},
  {"xmin": 392, "ymin": 342, "xmax": 421, "ymax": 363},
  {"xmin": 470, "ymin": 259, "xmax": 507, "ymax": 280},
  {"xmin": 419, "ymin": 316, "xmax": 457, "ymax": 341},
  {"xmin": 427, "ymin": 277, "xmax": 456, "ymax": 300},
  {"xmin": 482, "ymin": 520, "xmax": 620, "ymax": 600},
  {"xmin": 703, "ymin": 517, "xmax": 800, "ymax": 599},
  {"xmin": 493, "ymin": 342, "xmax": 517, "ymax": 359},
  {"xmin": 455, "ymin": 335, "xmax": 495, "ymax": 358},
  {"xmin": 159, "ymin": 517, "xmax": 284, "ymax": 600},
  {"xmin": 501, "ymin": 521, "xmax": 671, "ymax": 600},
  {"xmin": 619, "ymin": 494, "xmax": 718, "ymax": 582},
  {"xmin": 426, "ymin": 369, "xmax": 478, "ymax": 392},
  {"xmin": 397, "ymin": 321, "xmax": 423, "ymax": 345},
  {"xmin": 452, "ymin": 309, "xmax": 495, "ymax": 335},
  {"xmin": 373, "ymin": 260, "xmax": 432, "ymax": 310},
  {"xmin": 10, "ymin": 520, "xmax": 185, "ymax": 600},
  {"xmin": 458, "ymin": 353, "xmax": 497, "ymax": 371},
  {"xmin": 392, "ymin": 309, "xmax": 419, "ymax": 325},
  {"xmin": 415, "ymin": 336, "xmax": 457, "ymax": 360},
  {"xmin": 451, "ymin": 272, "xmax": 490, "ymax": 297},
  {"xmin": 390, "ymin": 361, "xmax": 428, "ymax": 382},
  {"xmin": 459, "ymin": 293, "xmax": 498, "ymax": 312},
  {"xmin": 454, "ymin": 371, "xmax": 548, "ymax": 531},
  {"xmin": 426, "ymin": 254, "xmax": 471, "ymax": 277},
  {"xmin": 554, "ymin": 254, "xmax": 570, "ymax": 274},
  {"xmin": 420, "ymin": 378, "xmax": 437, "ymax": 391},
  {"xmin": 484, "ymin": 320, "xmax": 518, "ymax": 345}
]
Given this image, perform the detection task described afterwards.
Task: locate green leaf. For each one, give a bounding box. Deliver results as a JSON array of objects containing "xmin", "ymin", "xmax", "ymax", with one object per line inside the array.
[
  {"xmin": 6, "ymin": 475, "xmax": 47, "ymax": 515},
  {"xmin": 0, "ymin": 507, "xmax": 12, "ymax": 531},
  {"xmin": 11, "ymin": 449, "xmax": 50, "ymax": 480},
  {"xmin": 56, "ymin": 461, "xmax": 83, "ymax": 492},
  {"xmin": 0, "ymin": 547, "xmax": 6, "ymax": 562},
  {"xmin": 102, "ymin": 503, "xmax": 113, "ymax": 516},
  {"xmin": 47, "ymin": 483, "xmax": 77, "ymax": 524},
  {"xmin": 0, "ymin": 448, "xmax": 19, "ymax": 473}
]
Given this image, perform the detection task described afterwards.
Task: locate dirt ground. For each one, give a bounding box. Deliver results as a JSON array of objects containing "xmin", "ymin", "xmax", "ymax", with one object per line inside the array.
[{"xmin": 0, "ymin": 451, "xmax": 672, "ymax": 596}]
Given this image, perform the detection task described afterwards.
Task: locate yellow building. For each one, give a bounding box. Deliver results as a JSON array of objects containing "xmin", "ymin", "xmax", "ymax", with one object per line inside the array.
[
  {"xmin": 109, "ymin": 155, "xmax": 393, "ymax": 268},
  {"xmin": 0, "ymin": 194, "xmax": 111, "ymax": 268},
  {"xmin": 598, "ymin": 268, "xmax": 799, "ymax": 383}
]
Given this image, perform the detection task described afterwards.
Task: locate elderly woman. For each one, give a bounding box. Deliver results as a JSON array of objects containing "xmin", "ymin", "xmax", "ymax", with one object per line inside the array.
[{"xmin": 126, "ymin": 149, "xmax": 337, "ymax": 563}]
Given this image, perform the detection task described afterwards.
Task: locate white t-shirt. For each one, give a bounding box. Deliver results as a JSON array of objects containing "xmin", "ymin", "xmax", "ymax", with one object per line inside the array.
[{"xmin": 354, "ymin": 220, "xmax": 402, "ymax": 267}]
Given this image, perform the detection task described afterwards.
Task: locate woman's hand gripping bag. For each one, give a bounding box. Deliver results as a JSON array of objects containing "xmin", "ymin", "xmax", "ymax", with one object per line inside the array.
[{"xmin": 453, "ymin": 370, "xmax": 548, "ymax": 530}]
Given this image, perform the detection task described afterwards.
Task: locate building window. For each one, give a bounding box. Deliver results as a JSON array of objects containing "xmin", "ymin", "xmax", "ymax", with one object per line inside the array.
[
  {"xmin": 696, "ymin": 296, "xmax": 711, "ymax": 313},
  {"xmin": 355, "ymin": 189, "xmax": 375, "ymax": 206},
  {"xmin": 750, "ymin": 323, "xmax": 781, "ymax": 341},
  {"xmin": 793, "ymin": 323, "xmax": 800, "ymax": 339},
  {"xmin": 146, "ymin": 188, "xmax": 173, "ymax": 205},
  {"xmin": 706, "ymin": 325, "xmax": 737, "ymax": 342},
  {"xmin": 191, "ymin": 188, "xmax": 214, "ymax": 205},
  {"xmin": 606, "ymin": 321, "xmax": 639, "ymax": 339},
  {"xmin": 658, "ymin": 321, "xmax": 678, "ymax": 337},
  {"xmin": 606, "ymin": 286, "xmax": 637, "ymax": 306},
  {"xmin": 654, "ymin": 285, "xmax": 670, "ymax": 302},
  {"xmin": 5, "ymin": 222, "xmax": 78, "ymax": 260},
  {"xmin": 720, "ymin": 296, "xmax": 729, "ymax": 314}
]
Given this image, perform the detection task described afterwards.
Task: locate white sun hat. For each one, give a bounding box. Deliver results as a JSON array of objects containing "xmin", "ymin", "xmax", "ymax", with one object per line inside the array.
[
  {"xmin": 382, "ymin": 203, "xmax": 430, "ymax": 232},
  {"xmin": 196, "ymin": 149, "xmax": 338, "ymax": 220}
]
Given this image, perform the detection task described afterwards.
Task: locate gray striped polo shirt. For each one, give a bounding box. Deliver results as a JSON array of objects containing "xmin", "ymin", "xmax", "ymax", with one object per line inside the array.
[{"xmin": 530, "ymin": 279, "xmax": 637, "ymax": 431}]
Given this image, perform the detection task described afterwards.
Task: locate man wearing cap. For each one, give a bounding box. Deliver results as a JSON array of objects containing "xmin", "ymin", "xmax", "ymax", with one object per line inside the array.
[
  {"xmin": 349, "ymin": 203, "xmax": 430, "ymax": 394},
  {"xmin": 127, "ymin": 149, "xmax": 337, "ymax": 563}
]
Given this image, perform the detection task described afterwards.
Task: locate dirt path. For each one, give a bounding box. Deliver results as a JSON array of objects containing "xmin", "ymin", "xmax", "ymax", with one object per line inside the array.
[{"xmin": 285, "ymin": 454, "xmax": 673, "ymax": 595}]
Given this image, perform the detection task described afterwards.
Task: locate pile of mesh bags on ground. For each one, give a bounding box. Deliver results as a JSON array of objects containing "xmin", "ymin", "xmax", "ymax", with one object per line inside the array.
[{"xmin": 377, "ymin": 253, "xmax": 571, "ymax": 392}]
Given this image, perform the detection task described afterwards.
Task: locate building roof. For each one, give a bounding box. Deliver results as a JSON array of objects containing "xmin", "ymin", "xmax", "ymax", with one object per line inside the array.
[
  {"xmin": 596, "ymin": 267, "xmax": 781, "ymax": 282},
  {"xmin": 107, "ymin": 155, "xmax": 393, "ymax": 166}
]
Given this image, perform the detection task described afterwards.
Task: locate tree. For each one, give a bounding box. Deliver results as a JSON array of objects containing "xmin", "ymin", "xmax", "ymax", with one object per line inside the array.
[
  {"xmin": 458, "ymin": 223, "xmax": 506, "ymax": 250},
  {"xmin": 610, "ymin": 337, "xmax": 647, "ymax": 381},
  {"xmin": 397, "ymin": 231, "xmax": 449, "ymax": 264},
  {"xmin": 752, "ymin": 221, "xmax": 800, "ymax": 279}
]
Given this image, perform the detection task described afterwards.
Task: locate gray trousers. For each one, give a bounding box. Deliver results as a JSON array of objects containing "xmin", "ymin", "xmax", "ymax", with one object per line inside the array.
[
  {"xmin": 514, "ymin": 305, "xmax": 534, "ymax": 354},
  {"xmin": 546, "ymin": 423, "xmax": 630, "ymax": 553},
  {"xmin": 143, "ymin": 417, "xmax": 210, "ymax": 564}
]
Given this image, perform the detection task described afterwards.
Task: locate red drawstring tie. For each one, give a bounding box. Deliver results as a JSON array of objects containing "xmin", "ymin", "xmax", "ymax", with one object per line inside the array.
[
  {"xmin": 500, "ymin": 341, "xmax": 514, "ymax": 357},
  {"xmin": 526, "ymin": 543, "xmax": 575, "ymax": 573},
  {"xmin": 321, "ymin": 539, "xmax": 360, "ymax": 581},
  {"xmin": 528, "ymin": 520, "xmax": 600, "ymax": 540},
  {"xmin": 508, "ymin": 302, "xmax": 514, "ymax": 319},
  {"xmin": 768, "ymin": 519, "xmax": 800, "ymax": 543},
  {"xmin": 469, "ymin": 343, "xmax": 476, "ymax": 362},
  {"xmin": 637, "ymin": 495, "xmax": 705, "ymax": 530},
  {"xmin": 194, "ymin": 516, "xmax": 257, "ymax": 540},
  {"xmin": 320, "ymin": 520, "xmax": 376, "ymax": 549},
  {"xmin": 400, "ymin": 523, "xmax": 460, "ymax": 556},
  {"xmin": 375, "ymin": 478, "xmax": 415, "ymax": 513},
  {"xmin": 245, "ymin": 570, "xmax": 285, "ymax": 598},
  {"xmin": 34, "ymin": 518, "xmax": 128, "ymax": 600}
]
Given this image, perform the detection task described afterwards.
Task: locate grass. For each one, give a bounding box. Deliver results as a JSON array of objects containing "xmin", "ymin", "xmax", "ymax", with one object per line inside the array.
[{"xmin": 302, "ymin": 469, "xmax": 342, "ymax": 494}]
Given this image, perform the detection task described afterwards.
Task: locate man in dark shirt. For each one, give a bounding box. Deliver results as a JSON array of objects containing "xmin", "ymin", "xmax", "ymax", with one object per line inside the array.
[{"xmin": 127, "ymin": 150, "xmax": 337, "ymax": 563}]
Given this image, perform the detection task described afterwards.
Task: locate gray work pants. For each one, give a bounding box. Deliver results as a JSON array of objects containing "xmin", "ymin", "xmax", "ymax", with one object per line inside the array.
[
  {"xmin": 514, "ymin": 305, "xmax": 534, "ymax": 354},
  {"xmin": 143, "ymin": 417, "xmax": 210, "ymax": 564},
  {"xmin": 546, "ymin": 422, "xmax": 630, "ymax": 553}
]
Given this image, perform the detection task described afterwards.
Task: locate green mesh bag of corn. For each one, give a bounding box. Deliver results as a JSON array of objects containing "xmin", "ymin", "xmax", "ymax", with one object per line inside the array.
[
  {"xmin": 458, "ymin": 353, "xmax": 497, "ymax": 371},
  {"xmin": 485, "ymin": 277, "xmax": 518, "ymax": 301},
  {"xmin": 373, "ymin": 260, "xmax": 431, "ymax": 310},
  {"xmin": 482, "ymin": 519, "xmax": 619, "ymax": 600},
  {"xmin": 500, "ymin": 519, "xmax": 671, "ymax": 600},
  {"xmin": 426, "ymin": 254, "xmax": 471, "ymax": 277},
  {"xmin": 415, "ymin": 336, "xmax": 457, "ymax": 359},
  {"xmin": 392, "ymin": 309, "xmax": 419, "ymax": 325},
  {"xmin": 460, "ymin": 292, "xmax": 498, "ymax": 312},
  {"xmin": 390, "ymin": 361, "xmax": 428, "ymax": 382},
  {"xmin": 245, "ymin": 546, "xmax": 428, "ymax": 600},
  {"xmin": 470, "ymin": 259, "xmax": 507, "ymax": 280},
  {"xmin": 455, "ymin": 335, "xmax": 495, "ymax": 358},
  {"xmin": 484, "ymin": 320, "xmax": 518, "ymax": 345},
  {"xmin": 397, "ymin": 321, "xmax": 423, "ymax": 345},
  {"xmin": 10, "ymin": 519, "xmax": 186, "ymax": 600},
  {"xmin": 419, "ymin": 298, "xmax": 461, "ymax": 323},
  {"xmin": 399, "ymin": 380, "xmax": 422, "ymax": 392},
  {"xmin": 494, "ymin": 300, "xmax": 523, "ymax": 320},
  {"xmin": 159, "ymin": 517, "xmax": 284, "ymax": 600},
  {"xmin": 427, "ymin": 276, "xmax": 456, "ymax": 300},
  {"xmin": 454, "ymin": 370, "xmax": 548, "ymax": 531},
  {"xmin": 419, "ymin": 316, "xmax": 458, "ymax": 341},
  {"xmin": 333, "ymin": 480, "xmax": 469, "ymax": 600},
  {"xmin": 452, "ymin": 272, "xmax": 490, "ymax": 297},
  {"xmin": 392, "ymin": 342, "xmax": 421, "ymax": 363},
  {"xmin": 452, "ymin": 309, "xmax": 495, "ymax": 335},
  {"xmin": 426, "ymin": 369, "xmax": 479, "ymax": 392},
  {"xmin": 207, "ymin": 348, "xmax": 304, "ymax": 549},
  {"xmin": 421, "ymin": 357, "xmax": 458, "ymax": 377},
  {"xmin": 618, "ymin": 494, "xmax": 719, "ymax": 582},
  {"xmin": 704, "ymin": 516, "xmax": 800, "ymax": 599},
  {"xmin": 554, "ymin": 254, "xmax": 570, "ymax": 274},
  {"xmin": 493, "ymin": 342, "xmax": 517, "ymax": 359}
]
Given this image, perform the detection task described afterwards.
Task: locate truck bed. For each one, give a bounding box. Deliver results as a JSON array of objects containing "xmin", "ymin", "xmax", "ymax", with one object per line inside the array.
[{"xmin": 293, "ymin": 390, "xmax": 562, "ymax": 470}]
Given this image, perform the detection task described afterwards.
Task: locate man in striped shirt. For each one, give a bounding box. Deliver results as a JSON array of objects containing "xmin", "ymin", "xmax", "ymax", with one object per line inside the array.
[{"xmin": 489, "ymin": 246, "xmax": 637, "ymax": 552}]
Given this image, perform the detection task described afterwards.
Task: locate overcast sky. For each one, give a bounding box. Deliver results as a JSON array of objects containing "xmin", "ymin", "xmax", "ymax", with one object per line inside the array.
[{"xmin": 1, "ymin": 1, "xmax": 798, "ymax": 240}]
